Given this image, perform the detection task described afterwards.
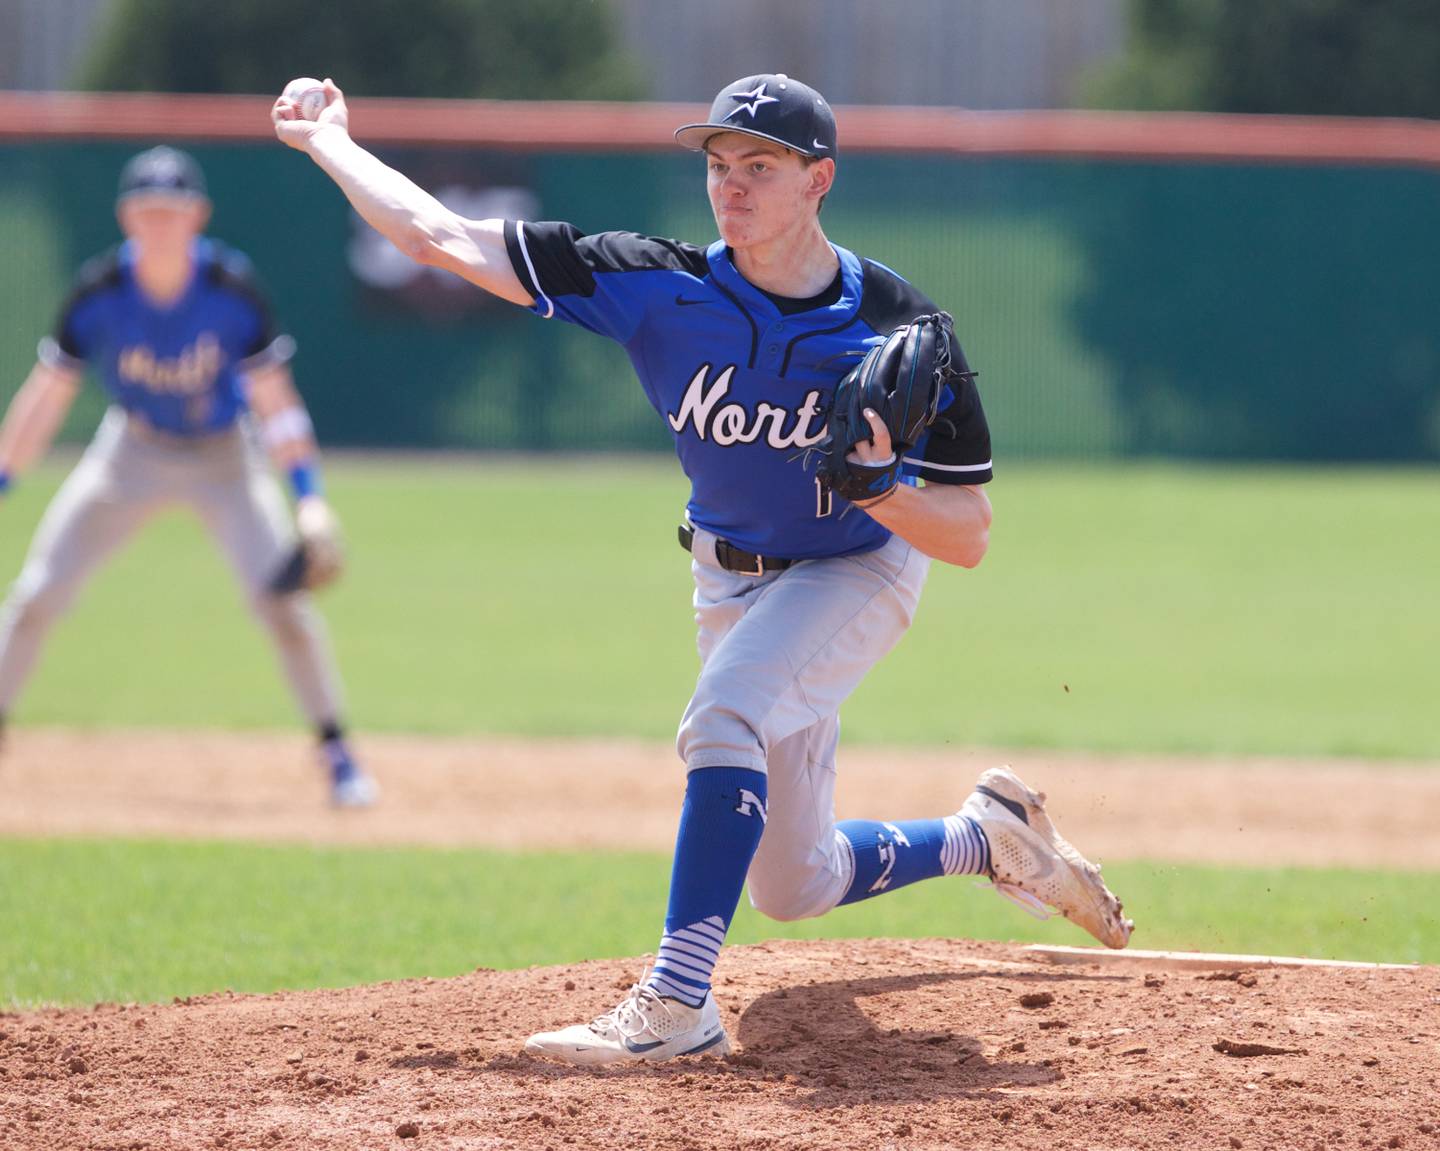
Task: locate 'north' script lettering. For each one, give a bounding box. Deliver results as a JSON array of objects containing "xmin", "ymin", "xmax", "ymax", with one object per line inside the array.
[{"xmin": 667, "ymin": 364, "xmax": 827, "ymax": 449}]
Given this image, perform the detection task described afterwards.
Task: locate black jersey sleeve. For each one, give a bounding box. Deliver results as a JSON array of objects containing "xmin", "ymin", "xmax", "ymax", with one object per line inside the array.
[
  {"xmin": 208, "ymin": 245, "xmax": 297, "ymax": 372},
  {"xmin": 907, "ymin": 345, "xmax": 993, "ymax": 485},
  {"xmin": 856, "ymin": 258, "xmax": 993, "ymax": 485},
  {"xmin": 504, "ymin": 220, "xmax": 708, "ymax": 342},
  {"xmin": 38, "ymin": 249, "xmax": 124, "ymax": 371}
]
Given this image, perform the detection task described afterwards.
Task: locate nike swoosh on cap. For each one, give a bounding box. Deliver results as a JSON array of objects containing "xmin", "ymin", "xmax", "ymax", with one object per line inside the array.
[{"xmin": 812, "ymin": 139, "xmax": 830, "ymax": 151}]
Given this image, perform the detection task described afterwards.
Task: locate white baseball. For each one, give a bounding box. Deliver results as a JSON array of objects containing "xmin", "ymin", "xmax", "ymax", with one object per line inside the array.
[{"xmin": 283, "ymin": 77, "xmax": 327, "ymax": 122}]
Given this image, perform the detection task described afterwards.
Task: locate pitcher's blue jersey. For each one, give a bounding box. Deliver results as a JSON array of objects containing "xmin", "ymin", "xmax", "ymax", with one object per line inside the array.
[
  {"xmin": 505, "ymin": 222, "xmax": 992, "ymax": 559},
  {"xmin": 39, "ymin": 238, "xmax": 294, "ymax": 437}
]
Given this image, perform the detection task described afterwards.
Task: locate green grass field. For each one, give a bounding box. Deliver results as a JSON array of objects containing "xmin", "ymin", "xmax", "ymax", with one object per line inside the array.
[
  {"xmin": 3, "ymin": 457, "xmax": 1437, "ymax": 757},
  {"xmin": 1, "ymin": 839, "xmax": 1431, "ymax": 1007},
  {"xmin": 1, "ymin": 458, "xmax": 1435, "ymax": 1007}
]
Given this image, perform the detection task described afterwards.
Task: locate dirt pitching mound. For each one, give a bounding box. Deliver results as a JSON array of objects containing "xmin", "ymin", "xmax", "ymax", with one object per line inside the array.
[{"xmin": 4, "ymin": 939, "xmax": 1436, "ymax": 1151}]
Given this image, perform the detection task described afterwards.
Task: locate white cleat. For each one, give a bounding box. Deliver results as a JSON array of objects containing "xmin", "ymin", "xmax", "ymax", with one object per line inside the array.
[
  {"xmin": 524, "ymin": 979, "xmax": 731, "ymax": 1067},
  {"xmin": 960, "ymin": 765, "xmax": 1133, "ymax": 949},
  {"xmin": 330, "ymin": 772, "xmax": 380, "ymax": 809}
]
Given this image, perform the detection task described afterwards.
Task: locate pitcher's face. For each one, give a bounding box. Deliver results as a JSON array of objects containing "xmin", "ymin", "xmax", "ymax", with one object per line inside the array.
[{"xmin": 704, "ymin": 133, "xmax": 832, "ymax": 251}]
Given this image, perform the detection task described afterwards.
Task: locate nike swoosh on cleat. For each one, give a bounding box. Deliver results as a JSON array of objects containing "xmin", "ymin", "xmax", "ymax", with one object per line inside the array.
[
  {"xmin": 976, "ymin": 784, "xmax": 1030, "ymax": 824},
  {"xmin": 682, "ymin": 1032, "xmax": 728, "ymax": 1055},
  {"xmin": 674, "ymin": 295, "xmax": 710, "ymax": 306},
  {"xmin": 622, "ymin": 1038, "xmax": 666, "ymax": 1053}
]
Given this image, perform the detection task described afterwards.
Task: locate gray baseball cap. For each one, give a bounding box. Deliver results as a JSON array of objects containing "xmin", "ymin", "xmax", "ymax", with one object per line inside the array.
[
  {"xmin": 675, "ymin": 73, "xmax": 837, "ymax": 158},
  {"xmin": 117, "ymin": 146, "xmax": 209, "ymax": 203}
]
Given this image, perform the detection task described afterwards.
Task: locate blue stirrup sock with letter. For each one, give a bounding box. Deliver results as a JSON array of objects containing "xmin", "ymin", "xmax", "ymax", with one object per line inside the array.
[
  {"xmin": 644, "ymin": 766, "xmax": 768, "ymax": 1008},
  {"xmin": 836, "ymin": 815, "xmax": 990, "ymax": 905}
]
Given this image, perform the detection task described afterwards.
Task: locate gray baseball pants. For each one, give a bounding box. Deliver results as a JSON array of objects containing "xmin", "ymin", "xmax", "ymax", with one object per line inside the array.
[
  {"xmin": 676, "ymin": 526, "xmax": 930, "ymax": 923},
  {"xmin": 0, "ymin": 408, "xmax": 344, "ymax": 725}
]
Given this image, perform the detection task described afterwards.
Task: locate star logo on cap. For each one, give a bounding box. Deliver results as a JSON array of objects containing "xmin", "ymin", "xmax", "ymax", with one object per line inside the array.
[{"xmin": 724, "ymin": 83, "xmax": 779, "ymax": 121}]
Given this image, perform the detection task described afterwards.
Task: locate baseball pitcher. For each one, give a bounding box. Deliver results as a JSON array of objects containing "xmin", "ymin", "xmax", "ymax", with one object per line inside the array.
[
  {"xmin": 274, "ymin": 73, "xmax": 1130, "ymax": 1062},
  {"xmin": 0, "ymin": 147, "xmax": 376, "ymax": 807}
]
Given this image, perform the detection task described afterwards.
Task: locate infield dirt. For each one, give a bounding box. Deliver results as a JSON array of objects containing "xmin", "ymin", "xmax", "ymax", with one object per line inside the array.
[
  {"xmin": 4, "ymin": 728, "xmax": 1440, "ymax": 868},
  {"xmin": 2, "ymin": 730, "xmax": 1438, "ymax": 1149}
]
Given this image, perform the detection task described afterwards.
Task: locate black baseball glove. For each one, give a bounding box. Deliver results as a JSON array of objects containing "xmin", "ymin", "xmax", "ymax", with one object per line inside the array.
[
  {"xmin": 815, "ymin": 312, "xmax": 961, "ymax": 506},
  {"xmin": 267, "ymin": 498, "xmax": 346, "ymax": 595}
]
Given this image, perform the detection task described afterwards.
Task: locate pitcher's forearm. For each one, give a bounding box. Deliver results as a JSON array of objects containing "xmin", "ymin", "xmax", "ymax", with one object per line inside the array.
[
  {"xmin": 305, "ymin": 128, "xmax": 444, "ymax": 262},
  {"xmin": 273, "ymin": 78, "xmax": 529, "ymax": 304},
  {"xmin": 861, "ymin": 482, "xmax": 991, "ymax": 568},
  {"xmin": 306, "ymin": 129, "xmax": 530, "ymax": 304}
]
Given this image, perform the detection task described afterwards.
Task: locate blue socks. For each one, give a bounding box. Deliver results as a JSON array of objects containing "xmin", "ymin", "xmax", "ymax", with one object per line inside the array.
[
  {"xmin": 645, "ymin": 766, "xmax": 768, "ymax": 1008},
  {"xmin": 836, "ymin": 815, "xmax": 990, "ymax": 905},
  {"xmin": 644, "ymin": 773, "xmax": 990, "ymax": 1003}
]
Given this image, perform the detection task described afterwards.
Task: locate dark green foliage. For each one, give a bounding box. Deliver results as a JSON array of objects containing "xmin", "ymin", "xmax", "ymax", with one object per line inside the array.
[
  {"xmin": 1076, "ymin": 1, "xmax": 1440, "ymax": 462},
  {"xmin": 79, "ymin": 0, "xmax": 644, "ymax": 99},
  {"xmin": 1088, "ymin": 0, "xmax": 1440, "ymax": 118}
]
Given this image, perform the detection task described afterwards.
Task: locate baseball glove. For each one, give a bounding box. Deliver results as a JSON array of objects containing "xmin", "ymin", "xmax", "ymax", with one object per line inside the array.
[
  {"xmin": 268, "ymin": 497, "xmax": 345, "ymax": 594},
  {"xmin": 815, "ymin": 312, "xmax": 959, "ymax": 505}
]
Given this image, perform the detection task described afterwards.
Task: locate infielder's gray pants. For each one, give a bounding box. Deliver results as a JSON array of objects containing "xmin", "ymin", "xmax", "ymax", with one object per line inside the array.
[
  {"xmin": 0, "ymin": 409, "xmax": 344, "ymax": 726},
  {"xmin": 676, "ymin": 528, "xmax": 929, "ymax": 923}
]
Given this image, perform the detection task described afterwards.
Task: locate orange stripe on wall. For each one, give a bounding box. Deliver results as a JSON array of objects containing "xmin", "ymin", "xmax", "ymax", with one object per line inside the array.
[{"xmin": 2, "ymin": 91, "xmax": 1438, "ymax": 168}]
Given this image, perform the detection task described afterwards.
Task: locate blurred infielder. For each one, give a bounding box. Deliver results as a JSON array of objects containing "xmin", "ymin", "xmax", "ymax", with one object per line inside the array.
[
  {"xmin": 0, "ymin": 147, "xmax": 377, "ymax": 808},
  {"xmin": 275, "ymin": 72, "xmax": 1130, "ymax": 1062}
]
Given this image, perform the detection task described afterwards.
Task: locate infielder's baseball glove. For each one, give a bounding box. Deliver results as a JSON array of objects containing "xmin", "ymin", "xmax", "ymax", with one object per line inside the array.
[
  {"xmin": 815, "ymin": 312, "xmax": 960, "ymax": 505},
  {"xmin": 268, "ymin": 498, "xmax": 345, "ymax": 594}
]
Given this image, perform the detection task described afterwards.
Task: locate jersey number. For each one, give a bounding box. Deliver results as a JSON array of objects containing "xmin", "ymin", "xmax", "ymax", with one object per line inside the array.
[{"xmin": 815, "ymin": 478, "xmax": 833, "ymax": 519}]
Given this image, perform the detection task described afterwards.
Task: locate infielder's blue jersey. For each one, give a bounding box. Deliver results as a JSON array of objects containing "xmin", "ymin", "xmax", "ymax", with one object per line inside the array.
[
  {"xmin": 39, "ymin": 238, "xmax": 294, "ymax": 437},
  {"xmin": 505, "ymin": 222, "xmax": 992, "ymax": 559}
]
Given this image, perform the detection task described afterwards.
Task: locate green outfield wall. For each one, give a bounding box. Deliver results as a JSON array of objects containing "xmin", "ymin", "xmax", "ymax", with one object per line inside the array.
[{"xmin": 2, "ymin": 141, "xmax": 1436, "ymax": 461}]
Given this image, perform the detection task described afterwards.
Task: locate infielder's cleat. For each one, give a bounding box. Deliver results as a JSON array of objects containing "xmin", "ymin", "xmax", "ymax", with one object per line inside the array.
[
  {"xmin": 330, "ymin": 770, "xmax": 379, "ymax": 809},
  {"xmin": 524, "ymin": 980, "xmax": 731, "ymax": 1067},
  {"xmin": 960, "ymin": 766, "xmax": 1133, "ymax": 949},
  {"xmin": 322, "ymin": 740, "xmax": 379, "ymax": 808}
]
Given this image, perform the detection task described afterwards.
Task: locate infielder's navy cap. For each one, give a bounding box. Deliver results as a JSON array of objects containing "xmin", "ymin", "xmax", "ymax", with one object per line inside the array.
[
  {"xmin": 675, "ymin": 73, "xmax": 837, "ymax": 158},
  {"xmin": 117, "ymin": 146, "xmax": 209, "ymax": 203}
]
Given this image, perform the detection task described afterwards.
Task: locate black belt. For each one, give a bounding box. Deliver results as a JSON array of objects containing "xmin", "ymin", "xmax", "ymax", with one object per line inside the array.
[{"xmin": 678, "ymin": 524, "xmax": 795, "ymax": 577}]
